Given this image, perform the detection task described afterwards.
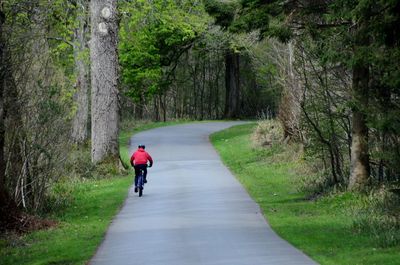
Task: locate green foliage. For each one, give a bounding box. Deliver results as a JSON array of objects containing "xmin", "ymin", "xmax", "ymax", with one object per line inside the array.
[
  {"xmin": 237, "ymin": 0, "xmax": 400, "ymax": 185},
  {"xmin": 352, "ymin": 188, "xmax": 400, "ymax": 248},
  {"xmin": 246, "ymin": 39, "xmax": 285, "ymax": 115},
  {"xmin": 307, "ymin": 0, "xmax": 400, "ymax": 183},
  {"xmin": 203, "ymin": 0, "xmax": 238, "ymax": 29},
  {"xmin": 251, "ymin": 119, "xmax": 283, "ymax": 147},
  {"xmin": 44, "ymin": 0, "xmax": 79, "ymax": 75},
  {"xmin": 1, "ymin": 0, "xmax": 81, "ymax": 214},
  {"xmin": 231, "ymin": 0, "xmax": 289, "ymax": 40},
  {"xmin": 119, "ymin": 0, "xmax": 209, "ymax": 103},
  {"xmin": 64, "ymin": 148, "xmax": 96, "ymax": 179},
  {"xmin": 44, "ymin": 179, "xmax": 76, "ymax": 214}
]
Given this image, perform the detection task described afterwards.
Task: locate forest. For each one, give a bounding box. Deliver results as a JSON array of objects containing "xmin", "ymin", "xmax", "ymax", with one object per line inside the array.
[{"xmin": 1, "ymin": 0, "xmax": 400, "ymax": 263}]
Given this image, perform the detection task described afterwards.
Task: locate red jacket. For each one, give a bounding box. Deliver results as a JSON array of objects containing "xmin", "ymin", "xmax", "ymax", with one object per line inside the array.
[{"xmin": 130, "ymin": 148, "xmax": 153, "ymax": 166}]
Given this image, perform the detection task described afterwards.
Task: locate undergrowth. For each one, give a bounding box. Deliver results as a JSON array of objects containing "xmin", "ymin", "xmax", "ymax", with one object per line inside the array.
[
  {"xmin": 251, "ymin": 119, "xmax": 400, "ymax": 249},
  {"xmin": 351, "ymin": 188, "xmax": 400, "ymax": 248}
]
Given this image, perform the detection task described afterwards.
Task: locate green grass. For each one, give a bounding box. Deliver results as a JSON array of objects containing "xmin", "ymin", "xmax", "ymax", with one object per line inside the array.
[
  {"xmin": 0, "ymin": 177, "xmax": 131, "ymax": 265},
  {"xmin": 210, "ymin": 123, "xmax": 400, "ymax": 265}
]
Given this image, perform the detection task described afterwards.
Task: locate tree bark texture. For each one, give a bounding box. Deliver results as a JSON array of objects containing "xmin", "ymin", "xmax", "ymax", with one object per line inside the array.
[
  {"xmin": 278, "ymin": 41, "xmax": 302, "ymax": 140},
  {"xmin": 348, "ymin": 20, "xmax": 370, "ymax": 190},
  {"xmin": 224, "ymin": 51, "xmax": 240, "ymax": 119},
  {"xmin": 0, "ymin": 4, "xmax": 17, "ymax": 227},
  {"xmin": 0, "ymin": 4, "xmax": 8, "ymax": 218},
  {"xmin": 348, "ymin": 61, "xmax": 370, "ymax": 190},
  {"xmin": 72, "ymin": 0, "xmax": 90, "ymax": 145},
  {"xmin": 90, "ymin": 0, "xmax": 120, "ymax": 163}
]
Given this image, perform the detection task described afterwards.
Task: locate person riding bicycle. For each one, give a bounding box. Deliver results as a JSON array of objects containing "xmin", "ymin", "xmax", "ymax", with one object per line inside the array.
[{"xmin": 130, "ymin": 144, "xmax": 153, "ymax": 192}]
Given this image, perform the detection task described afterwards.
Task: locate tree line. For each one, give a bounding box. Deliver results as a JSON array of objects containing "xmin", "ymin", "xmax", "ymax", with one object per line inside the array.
[
  {"xmin": 0, "ymin": 0, "xmax": 276, "ymax": 229},
  {"xmin": 0, "ymin": 0, "xmax": 399, "ymax": 229},
  {"xmin": 124, "ymin": 0, "xmax": 400, "ymax": 193},
  {"xmin": 232, "ymin": 0, "xmax": 400, "ymax": 192},
  {"xmin": 0, "ymin": 0, "xmax": 121, "ymax": 228},
  {"xmin": 118, "ymin": 0, "xmax": 275, "ymax": 121}
]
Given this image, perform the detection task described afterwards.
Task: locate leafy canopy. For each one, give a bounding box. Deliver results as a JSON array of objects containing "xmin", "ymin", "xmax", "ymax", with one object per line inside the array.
[{"xmin": 119, "ymin": 0, "xmax": 209, "ymax": 102}]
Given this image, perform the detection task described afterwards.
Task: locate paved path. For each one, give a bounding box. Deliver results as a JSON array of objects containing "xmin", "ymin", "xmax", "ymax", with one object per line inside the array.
[{"xmin": 90, "ymin": 122, "xmax": 317, "ymax": 265}]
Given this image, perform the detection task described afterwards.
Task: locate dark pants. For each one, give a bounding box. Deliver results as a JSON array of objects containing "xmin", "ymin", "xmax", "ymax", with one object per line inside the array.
[{"xmin": 134, "ymin": 164, "xmax": 147, "ymax": 186}]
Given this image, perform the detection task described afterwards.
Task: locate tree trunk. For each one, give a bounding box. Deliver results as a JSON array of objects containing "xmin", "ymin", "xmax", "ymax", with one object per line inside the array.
[
  {"xmin": 279, "ymin": 41, "xmax": 302, "ymax": 140},
  {"xmin": 200, "ymin": 58, "xmax": 205, "ymax": 120},
  {"xmin": 349, "ymin": 18, "xmax": 370, "ymax": 190},
  {"xmin": 136, "ymin": 94, "xmax": 144, "ymax": 120},
  {"xmin": 153, "ymin": 96, "xmax": 160, "ymax": 121},
  {"xmin": 160, "ymin": 93, "xmax": 166, "ymax": 122},
  {"xmin": 0, "ymin": 4, "xmax": 17, "ymax": 228},
  {"xmin": 4, "ymin": 71, "xmax": 24, "ymax": 206},
  {"xmin": 72, "ymin": 0, "xmax": 90, "ymax": 145},
  {"xmin": 208, "ymin": 52, "xmax": 213, "ymax": 119},
  {"xmin": 90, "ymin": 0, "xmax": 120, "ymax": 163},
  {"xmin": 348, "ymin": 63, "xmax": 370, "ymax": 189},
  {"xmin": 192, "ymin": 62, "xmax": 198, "ymax": 119},
  {"xmin": 224, "ymin": 50, "xmax": 240, "ymax": 119},
  {"xmin": 348, "ymin": 22, "xmax": 370, "ymax": 190},
  {"xmin": 0, "ymin": 4, "xmax": 8, "ymax": 222},
  {"xmin": 215, "ymin": 51, "xmax": 221, "ymax": 119}
]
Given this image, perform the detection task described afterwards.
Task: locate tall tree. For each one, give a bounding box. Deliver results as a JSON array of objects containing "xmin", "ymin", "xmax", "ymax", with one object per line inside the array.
[
  {"xmin": 119, "ymin": 0, "xmax": 208, "ymax": 120},
  {"xmin": 90, "ymin": 0, "xmax": 120, "ymax": 163},
  {"xmin": 348, "ymin": 19, "xmax": 371, "ymax": 190},
  {"xmin": 237, "ymin": 0, "xmax": 400, "ymax": 188},
  {"xmin": 204, "ymin": 0, "xmax": 242, "ymax": 118},
  {"xmin": 0, "ymin": 0, "xmax": 10, "ymax": 224},
  {"xmin": 224, "ymin": 50, "xmax": 240, "ymax": 118},
  {"xmin": 72, "ymin": 0, "xmax": 90, "ymax": 145}
]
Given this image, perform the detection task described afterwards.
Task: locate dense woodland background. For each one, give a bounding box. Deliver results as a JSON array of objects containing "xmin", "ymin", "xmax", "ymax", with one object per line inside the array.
[{"xmin": 0, "ymin": 0, "xmax": 399, "ymax": 245}]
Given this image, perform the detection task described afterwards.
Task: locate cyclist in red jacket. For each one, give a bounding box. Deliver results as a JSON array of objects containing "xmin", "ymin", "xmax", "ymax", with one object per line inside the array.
[{"xmin": 130, "ymin": 145, "xmax": 153, "ymax": 192}]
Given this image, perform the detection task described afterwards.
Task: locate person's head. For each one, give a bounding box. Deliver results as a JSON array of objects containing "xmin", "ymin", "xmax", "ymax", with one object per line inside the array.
[{"xmin": 138, "ymin": 144, "xmax": 145, "ymax": 150}]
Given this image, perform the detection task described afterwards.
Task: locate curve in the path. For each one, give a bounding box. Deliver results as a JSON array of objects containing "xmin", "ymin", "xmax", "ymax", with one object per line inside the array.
[{"xmin": 90, "ymin": 122, "xmax": 318, "ymax": 265}]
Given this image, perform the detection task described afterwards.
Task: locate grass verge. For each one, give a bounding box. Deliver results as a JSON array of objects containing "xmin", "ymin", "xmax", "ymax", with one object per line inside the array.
[
  {"xmin": 0, "ymin": 177, "xmax": 131, "ymax": 265},
  {"xmin": 210, "ymin": 123, "xmax": 399, "ymax": 265}
]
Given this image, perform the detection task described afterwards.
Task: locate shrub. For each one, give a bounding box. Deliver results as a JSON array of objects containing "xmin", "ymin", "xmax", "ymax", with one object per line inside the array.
[
  {"xmin": 43, "ymin": 180, "xmax": 75, "ymax": 214},
  {"xmin": 64, "ymin": 148, "xmax": 96, "ymax": 179},
  {"xmin": 352, "ymin": 187, "xmax": 400, "ymax": 247},
  {"xmin": 251, "ymin": 119, "xmax": 283, "ymax": 147}
]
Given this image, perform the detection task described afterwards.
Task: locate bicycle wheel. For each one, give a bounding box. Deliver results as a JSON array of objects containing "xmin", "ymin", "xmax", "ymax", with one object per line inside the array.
[{"xmin": 138, "ymin": 173, "xmax": 144, "ymax": 197}]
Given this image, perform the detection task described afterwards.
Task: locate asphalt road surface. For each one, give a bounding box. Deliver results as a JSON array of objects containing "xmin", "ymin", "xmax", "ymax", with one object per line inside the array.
[{"xmin": 90, "ymin": 122, "xmax": 317, "ymax": 265}]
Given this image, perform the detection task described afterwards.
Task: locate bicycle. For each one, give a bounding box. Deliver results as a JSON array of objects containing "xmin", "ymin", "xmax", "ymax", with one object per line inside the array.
[{"xmin": 135, "ymin": 166, "xmax": 147, "ymax": 197}]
